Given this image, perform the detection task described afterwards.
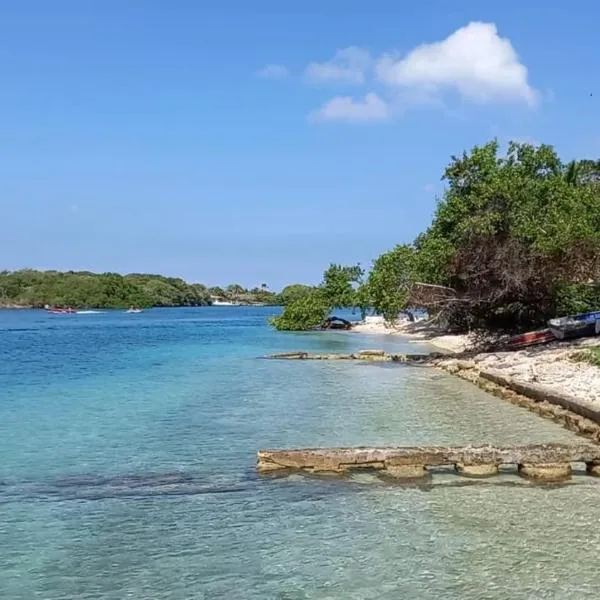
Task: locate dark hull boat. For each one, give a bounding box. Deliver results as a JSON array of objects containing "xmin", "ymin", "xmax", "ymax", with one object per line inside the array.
[
  {"xmin": 548, "ymin": 311, "xmax": 600, "ymax": 341},
  {"xmin": 318, "ymin": 316, "xmax": 352, "ymax": 331}
]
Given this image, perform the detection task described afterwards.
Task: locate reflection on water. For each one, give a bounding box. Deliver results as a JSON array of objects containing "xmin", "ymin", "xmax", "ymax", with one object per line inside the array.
[{"xmin": 1, "ymin": 308, "xmax": 598, "ymax": 599}]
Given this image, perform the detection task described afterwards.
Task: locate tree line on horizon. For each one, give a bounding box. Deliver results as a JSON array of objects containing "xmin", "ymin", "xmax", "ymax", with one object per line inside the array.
[
  {"xmin": 272, "ymin": 140, "xmax": 600, "ymax": 333},
  {"xmin": 0, "ymin": 270, "xmax": 297, "ymax": 309}
]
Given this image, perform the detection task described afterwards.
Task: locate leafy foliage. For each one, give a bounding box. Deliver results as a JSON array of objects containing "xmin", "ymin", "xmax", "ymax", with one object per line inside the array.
[
  {"xmin": 321, "ymin": 264, "xmax": 364, "ymax": 308},
  {"xmin": 433, "ymin": 142, "xmax": 600, "ymax": 329},
  {"xmin": 277, "ymin": 284, "xmax": 315, "ymax": 306},
  {"xmin": 271, "ymin": 264, "xmax": 363, "ymax": 331},
  {"xmin": 269, "ymin": 289, "xmax": 329, "ymax": 331},
  {"xmin": 381, "ymin": 140, "xmax": 600, "ymax": 331},
  {"xmin": 364, "ymin": 245, "xmax": 416, "ymax": 322}
]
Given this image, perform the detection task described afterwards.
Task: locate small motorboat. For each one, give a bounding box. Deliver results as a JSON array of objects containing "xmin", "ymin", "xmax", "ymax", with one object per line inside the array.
[
  {"xmin": 548, "ymin": 311, "xmax": 600, "ymax": 341},
  {"xmin": 126, "ymin": 307, "xmax": 143, "ymax": 314},
  {"xmin": 46, "ymin": 306, "xmax": 76, "ymax": 314}
]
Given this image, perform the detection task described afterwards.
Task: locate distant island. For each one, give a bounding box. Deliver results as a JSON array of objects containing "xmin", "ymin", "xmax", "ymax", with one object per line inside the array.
[{"xmin": 0, "ymin": 270, "xmax": 302, "ymax": 309}]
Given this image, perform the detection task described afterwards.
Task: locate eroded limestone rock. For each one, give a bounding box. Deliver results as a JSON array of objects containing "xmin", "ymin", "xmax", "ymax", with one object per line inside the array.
[
  {"xmin": 455, "ymin": 463, "xmax": 499, "ymax": 477},
  {"xmin": 385, "ymin": 464, "xmax": 428, "ymax": 478},
  {"xmin": 518, "ymin": 462, "xmax": 572, "ymax": 481}
]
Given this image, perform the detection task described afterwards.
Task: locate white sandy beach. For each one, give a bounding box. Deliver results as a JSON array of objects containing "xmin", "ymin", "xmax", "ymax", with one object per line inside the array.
[
  {"xmin": 351, "ymin": 317, "xmax": 471, "ymax": 353},
  {"xmin": 450, "ymin": 338, "xmax": 600, "ymax": 407},
  {"xmin": 352, "ymin": 316, "xmax": 600, "ymax": 408}
]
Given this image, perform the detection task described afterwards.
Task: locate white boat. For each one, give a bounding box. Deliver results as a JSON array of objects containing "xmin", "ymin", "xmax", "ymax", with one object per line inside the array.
[
  {"xmin": 126, "ymin": 308, "xmax": 143, "ymax": 313},
  {"xmin": 548, "ymin": 311, "xmax": 600, "ymax": 340}
]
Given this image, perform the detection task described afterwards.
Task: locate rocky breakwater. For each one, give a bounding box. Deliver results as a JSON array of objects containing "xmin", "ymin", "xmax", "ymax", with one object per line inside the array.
[{"xmin": 257, "ymin": 443, "xmax": 600, "ymax": 482}]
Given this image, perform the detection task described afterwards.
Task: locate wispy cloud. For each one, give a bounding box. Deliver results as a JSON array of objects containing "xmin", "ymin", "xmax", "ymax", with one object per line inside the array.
[
  {"xmin": 304, "ymin": 47, "xmax": 371, "ymax": 85},
  {"xmin": 257, "ymin": 64, "xmax": 290, "ymax": 79},
  {"xmin": 310, "ymin": 92, "xmax": 389, "ymax": 123}
]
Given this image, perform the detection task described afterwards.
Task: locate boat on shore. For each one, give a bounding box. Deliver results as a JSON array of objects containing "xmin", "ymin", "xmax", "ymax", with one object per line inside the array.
[
  {"xmin": 505, "ymin": 328, "xmax": 554, "ymax": 350},
  {"xmin": 548, "ymin": 311, "xmax": 600, "ymax": 340},
  {"xmin": 318, "ymin": 316, "xmax": 352, "ymax": 330}
]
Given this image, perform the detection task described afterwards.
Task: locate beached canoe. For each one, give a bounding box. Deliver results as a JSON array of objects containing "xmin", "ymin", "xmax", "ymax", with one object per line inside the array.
[
  {"xmin": 506, "ymin": 328, "xmax": 554, "ymax": 350},
  {"xmin": 548, "ymin": 311, "xmax": 600, "ymax": 341}
]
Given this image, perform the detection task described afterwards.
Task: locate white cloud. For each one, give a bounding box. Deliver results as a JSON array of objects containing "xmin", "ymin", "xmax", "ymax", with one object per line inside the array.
[
  {"xmin": 305, "ymin": 47, "xmax": 371, "ymax": 85},
  {"xmin": 257, "ymin": 64, "xmax": 289, "ymax": 79},
  {"xmin": 376, "ymin": 22, "xmax": 537, "ymax": 105},
  {"xmin": 310, "ymin": 92, "xmax": 389, "ymax": 123}
]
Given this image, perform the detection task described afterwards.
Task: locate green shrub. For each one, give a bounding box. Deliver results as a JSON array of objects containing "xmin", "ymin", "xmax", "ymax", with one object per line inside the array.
[{"xmin": 270, "ymin": 290, "xmax": 329, "ymax": 331}]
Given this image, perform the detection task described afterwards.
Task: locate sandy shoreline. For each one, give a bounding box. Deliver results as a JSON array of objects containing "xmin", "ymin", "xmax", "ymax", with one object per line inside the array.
[
  {"xmin": 351, "ymin": 318, "xmax": 471, "ymax": 353},
  {"xmin": 440, "ymin": 338, "xmax": 600, "ymax": 409},
  {"xmin": 352, "ymin": 317, "xmax": 600, "ymax": 419}
]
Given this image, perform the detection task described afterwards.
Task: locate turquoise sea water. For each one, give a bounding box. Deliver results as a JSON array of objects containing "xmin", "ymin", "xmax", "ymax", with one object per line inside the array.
[{"xmin": 2, "ymin": 307, "xmax": 600, "ymax": 599}]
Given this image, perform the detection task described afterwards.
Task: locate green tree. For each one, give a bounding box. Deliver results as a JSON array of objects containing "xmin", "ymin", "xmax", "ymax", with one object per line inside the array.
[
  {"xmin": 225, "ymin": 284, "xmax": 245, "ymax": 299},
  {"xmin": 411, "ymin": 140, "xmax": 600, "ymax": 329},
  {"xmin": 269, "ymin": 289, "xmax": 329, "ymax": 331},
  {"xmin": 321, "ymin": 263, "xmax": 364, "ymax": 309},
  {"xmin": 271, "ymin": 264, "xmax": 363, "ymax": 331},
  {"xmin": 278, "ymin": 284, "xmax": 314, "ymax": 305},
  {"xmin": 209, "ymin": 286, "xmax": 225, "ymax": 298},
  {"xmin": 365, "ymin": 245, "xmax": 416, "ymax": 322}
]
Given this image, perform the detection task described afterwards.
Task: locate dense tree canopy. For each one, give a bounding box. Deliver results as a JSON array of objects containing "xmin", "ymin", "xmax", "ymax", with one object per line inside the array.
[
  {"xmin": 412, "ymin": 141, "xmax": 600, "ymax": 330},
  {"xmin": 271, "ymin": 140, "xmax": 600, "ymax": 333},
  {"xmin": 0, "ymin": 270, "xmax": 212, "ymax": 308}
]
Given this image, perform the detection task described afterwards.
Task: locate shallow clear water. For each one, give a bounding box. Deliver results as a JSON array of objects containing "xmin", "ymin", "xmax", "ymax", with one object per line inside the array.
[{"xmin": 1, "ymin": 307, "xmax": 599, "ymax": 599}]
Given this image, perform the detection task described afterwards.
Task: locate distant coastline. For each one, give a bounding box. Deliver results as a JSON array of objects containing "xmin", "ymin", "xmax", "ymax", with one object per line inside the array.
[
  {"xmin": 0, "ymin": 269, "xmax": 284, "ymax": 310},
  {"xmin": 0, "ymin": 303, "xmax": 31, "ymax": 309},
  {"xmin": 0, "ymin": 302, "xmax": 281, "ymax": 309}
]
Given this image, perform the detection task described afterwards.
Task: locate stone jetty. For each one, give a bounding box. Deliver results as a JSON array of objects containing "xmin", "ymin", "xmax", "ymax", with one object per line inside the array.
[
  {"xmin": 257, "ymin": 443, "xmax": 600, "ymax": 482},
  {"xmin": 266, "ymin": 350, "xmax": 441, "ymax": 362}
]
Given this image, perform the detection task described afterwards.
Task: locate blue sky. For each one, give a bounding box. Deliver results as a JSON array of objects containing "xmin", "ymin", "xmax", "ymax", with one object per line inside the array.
[{"xmin": 1, "ymin": 1, "xmax": 598, "ymax": 289}]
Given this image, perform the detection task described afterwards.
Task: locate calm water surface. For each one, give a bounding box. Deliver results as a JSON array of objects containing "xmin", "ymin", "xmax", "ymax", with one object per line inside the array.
[{"xmin": 1, "ymin": 307, "xmax": 599, "ymax": 599}]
